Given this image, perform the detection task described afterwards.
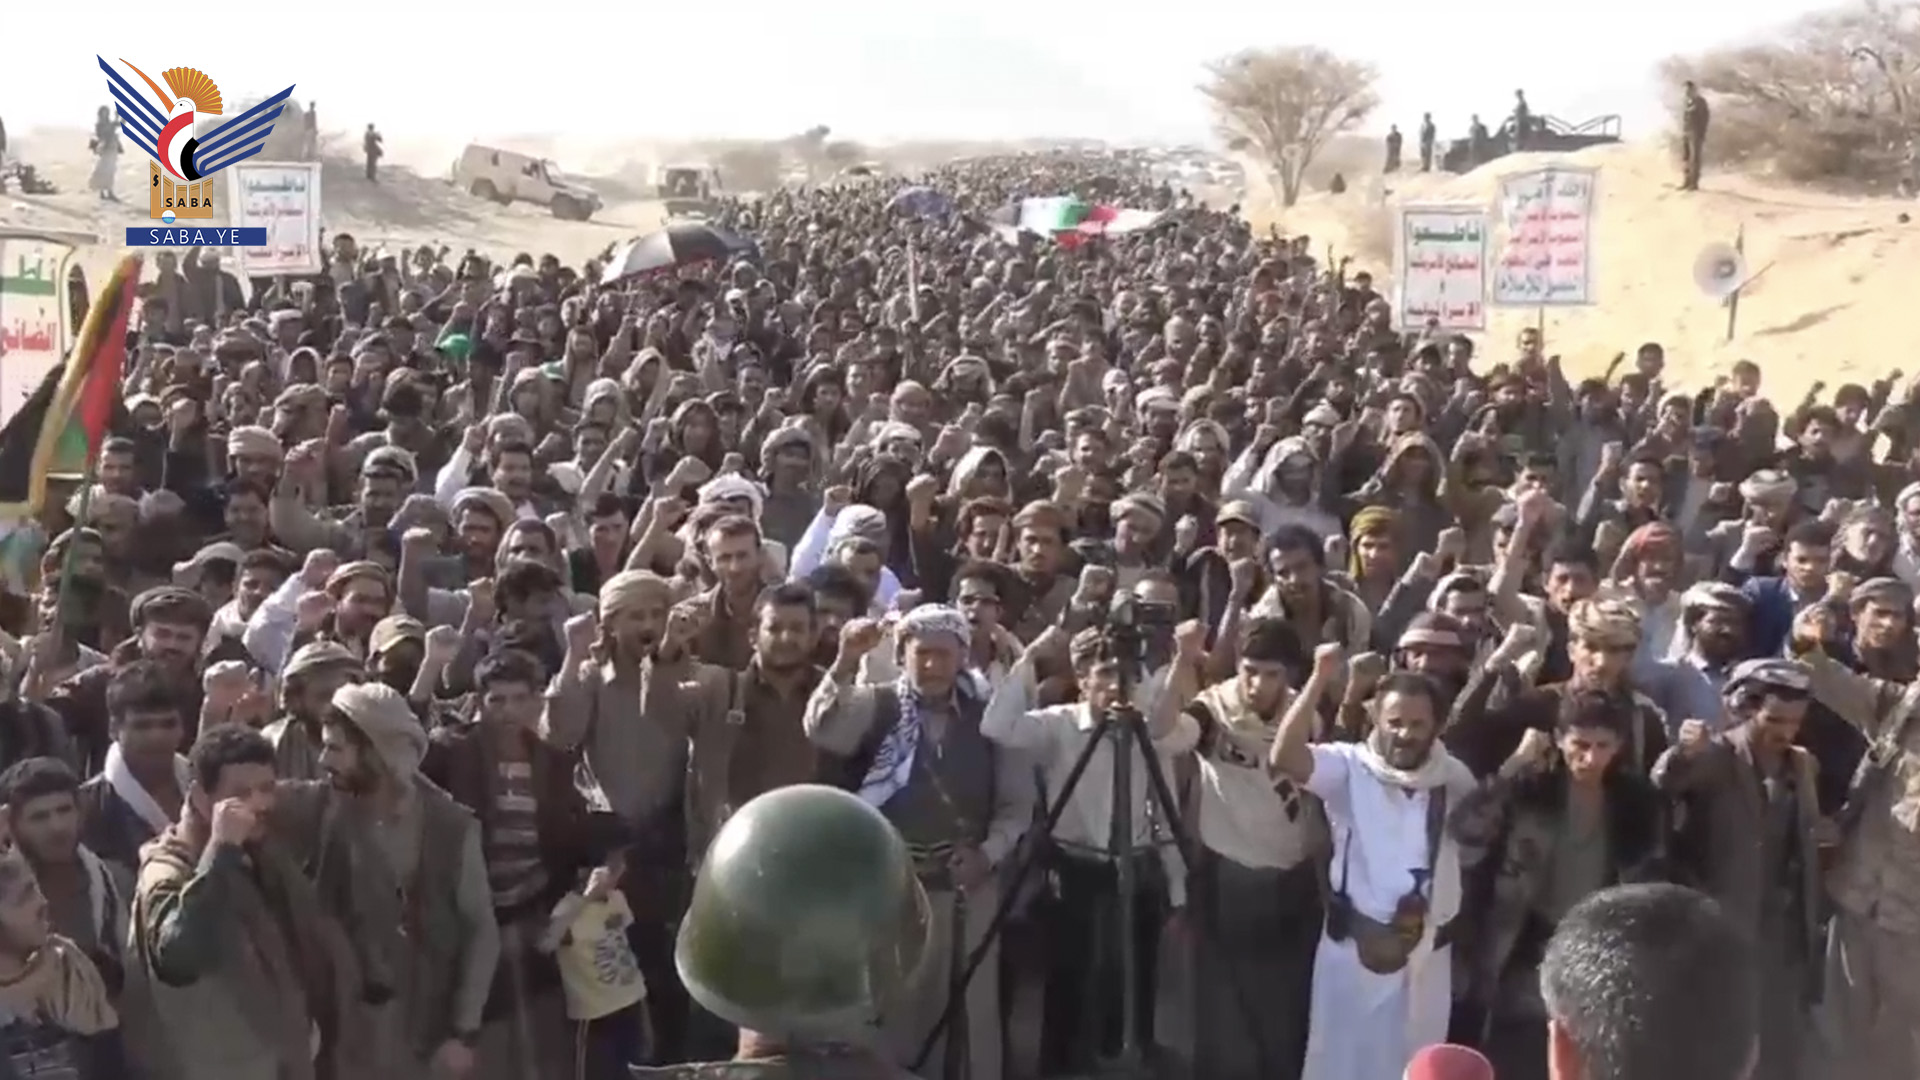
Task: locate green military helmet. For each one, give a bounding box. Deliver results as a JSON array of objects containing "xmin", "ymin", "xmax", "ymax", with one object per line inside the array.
[{"xmin": 677, "ymin": 784, "xmax": 931, "ymax": 1039}]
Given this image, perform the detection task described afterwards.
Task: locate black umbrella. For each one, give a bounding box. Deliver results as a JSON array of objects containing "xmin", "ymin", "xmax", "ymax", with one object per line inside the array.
[{"xmin": 600, "ymin": 223, "xmax": 757, "ymax": 285}]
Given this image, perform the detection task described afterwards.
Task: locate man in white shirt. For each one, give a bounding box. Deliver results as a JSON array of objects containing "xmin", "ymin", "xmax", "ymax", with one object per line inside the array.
[
  {"xmin": 1183, "ymin": 616, "xmax": 1323, "ymax": 1080},
  {"xmin": 1267, "ymin": 645, "xmax": 1477, "ymax": 1080},
  {"xmin": 981, "ymin": 617, "xmax": 1201, "ymax": 1076}
]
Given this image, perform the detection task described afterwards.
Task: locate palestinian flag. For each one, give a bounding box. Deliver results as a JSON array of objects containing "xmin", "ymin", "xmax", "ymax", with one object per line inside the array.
[
  {"xmin": 1010, "ymin": 197, "xmax": 1167, "ymax": 247},
  {"xmin": 0, "ymin": 252, "xmax": 142, "ymax": 522}
]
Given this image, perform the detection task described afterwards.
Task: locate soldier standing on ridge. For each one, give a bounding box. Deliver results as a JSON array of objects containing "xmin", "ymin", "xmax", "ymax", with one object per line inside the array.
[
  {"xmin": 631, "ymin": 784, "xmax": 930, "ymax": 1080},
  {"xmin": 1384, "ymin": 125, "xmax": 1403, "ymax": 174},
  {"xmin": 363, "ymin": 123, "xmax": 384, "ymax": 183},
  {"xmin": 1681, "ymin": 81, "xmax": 1711, "ymax": 191},
  {"xmin": 1419, "ymin": 113, "xmax": 1436, "ymax": 172}
]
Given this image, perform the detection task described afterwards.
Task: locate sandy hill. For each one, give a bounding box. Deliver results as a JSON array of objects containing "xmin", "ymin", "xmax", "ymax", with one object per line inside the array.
[
  {"xmin": 1, "ymin": 128, "xmax": 665, "ymax": 278},
  {"xmin": 1246, "ymin": 141, "xmax": 1917, "ymax": 400}
]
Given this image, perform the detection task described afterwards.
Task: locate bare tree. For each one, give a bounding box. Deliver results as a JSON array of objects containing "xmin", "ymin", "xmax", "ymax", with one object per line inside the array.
[
  {"xmin": 1661, "ymin": 0, "xmax": 1920, "ymax": 186},
  {"xmin": 1198, "ymin": 46, "xmax": 1380, "ymax": 207}
]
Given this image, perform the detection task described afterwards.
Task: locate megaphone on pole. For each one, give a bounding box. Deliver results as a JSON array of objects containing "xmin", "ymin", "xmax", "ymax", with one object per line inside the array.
[{"xmin": 1693, "ymin": 241, "xmax": 1748, "ymax": 301}]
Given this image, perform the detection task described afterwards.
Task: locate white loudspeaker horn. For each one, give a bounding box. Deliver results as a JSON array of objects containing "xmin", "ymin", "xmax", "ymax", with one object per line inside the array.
[{"xmin": 1693, "ymin": 242, "xmax": 1748, "ymax": 300}]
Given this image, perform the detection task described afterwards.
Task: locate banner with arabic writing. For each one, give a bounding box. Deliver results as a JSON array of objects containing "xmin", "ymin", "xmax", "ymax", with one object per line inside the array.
[
  {"xmin": 1394, "ymin": 206, "xmax": 1489, "ymax": 331},
  {"xmin": 1491, "ymin": 166, "xmax": 1597, "ymax": 306},
  {"xmin": 229, "ymin": 161, "xmax": 324, "ymax": 277},
  {"xmin": 0, "ymin": 235, "xmax": 75, "ymax": 427}
]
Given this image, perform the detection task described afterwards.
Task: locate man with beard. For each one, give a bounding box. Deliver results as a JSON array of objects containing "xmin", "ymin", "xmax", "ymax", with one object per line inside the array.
[
  {"xmin": 543, "ymin": 570, "xmax": 709, "ymax": 1062},
  {"xmin": 1392, "ymin": 613, "xmax": 1480, "ymax": 710},
  {"xmin": 1642, "ymin": 584, "xmax": 1750, "ymax": 735},
  {"xmin": 982, "ymin": 619, "xmax": 1200, "ymax": 1075},
  {"xmin": 1256, "ymin": 526, "xmax": 1372, "ymax": 654},
  {"xmin": 1453, "ymin": 599, "xmax": 1670, "ymax": 780},
  {"xmin": 270, "ymin": 442, "xmax": 415, "ymax": 560},
  {"xmin": 0, "ymin": 758, "xmax": 128, "ymax": 991},
  {"xmin": 318, "ymin": 681, "xmax": 499, "ymax": 1080},
  {"xmin": 680, "ymin": 583, "xmax": 828, "ymax": 861},
  {"xmin": 1005, "ymin": 501, "xmax": 1077, "ymax": 642},
  {"xmin": 691, "ymin": 515, "xmax": 769, "ymax": 672},
  {"xmin": 125, "ymin": 725, "xmax": 371, "ymax": 1080},
  {"xmin": 1074, "ymin": 493, "xmax": 1166, "ymax": 594},
  {"xmin": 1653, "ymin": 659, "xmax": 1824, "ymax": 1080},
  {"xmin": 1269, "ymin": 649, "xmax": 1476, "ymax": 1080},
  {"xmin": 76, "ymin": 660, "xmax": 191, "ymax": 876},
  {"xmin": 809, "ymin": 606, "xmax": 1032, "ymax": 1080},
  {"xmin": 1183, "ymin": 617, "xmax": 1321, "ymax": 1080},
  {"xmin": 47, "ymin": 586, "xmax": 237, "ymax": 776},
  {"xmin": 262, "ymin": 641, "xmax": 363, "ymax": 780},
  {"xmin": 804, "ymin": 564, "xmax": 871, "ymax": 668}
]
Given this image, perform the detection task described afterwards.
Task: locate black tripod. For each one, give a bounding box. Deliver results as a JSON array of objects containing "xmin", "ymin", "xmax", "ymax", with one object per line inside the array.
[{"xmin": 910, "ymin": 680, "xmax": 1272, "ymax": 1078}]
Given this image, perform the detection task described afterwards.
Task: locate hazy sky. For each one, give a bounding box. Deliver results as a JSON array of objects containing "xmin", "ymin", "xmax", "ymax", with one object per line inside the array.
[{"xmin": 6, "ymin": 0, "xmax": 1831, "ymax": 145}]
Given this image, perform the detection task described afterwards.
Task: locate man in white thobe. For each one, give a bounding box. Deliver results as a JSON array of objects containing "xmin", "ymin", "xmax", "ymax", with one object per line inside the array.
[{"xmin": 1267, "ymin": 645, "xmax": 1477, "ymax": 1080}]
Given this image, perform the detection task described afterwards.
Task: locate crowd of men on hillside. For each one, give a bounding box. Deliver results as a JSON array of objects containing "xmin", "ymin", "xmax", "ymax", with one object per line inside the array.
[{"xmin": 0, "ymin": 146, "xmax": 1910, "ymax": 1080}]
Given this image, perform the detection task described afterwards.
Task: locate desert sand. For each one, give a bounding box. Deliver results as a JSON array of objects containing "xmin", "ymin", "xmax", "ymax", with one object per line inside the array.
[
  {"xmin": 1247, "ymin": 141, "xmax": 1918, "ymax": 401},
  {"xmin": 4, "ymin": 126, "xmax": 1912, "ymax": 402}
]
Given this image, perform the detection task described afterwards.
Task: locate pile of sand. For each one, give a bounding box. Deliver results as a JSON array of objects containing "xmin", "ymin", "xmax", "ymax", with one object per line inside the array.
[{"xmin": 1246, "ymin": 141, "xmax": 1918, "ymax": 399}]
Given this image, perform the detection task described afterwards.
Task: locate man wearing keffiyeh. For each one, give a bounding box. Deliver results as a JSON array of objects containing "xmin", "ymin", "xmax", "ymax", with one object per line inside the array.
[{"xmin": 803, "ymin": 603, "xmax": 1031, "ymax": 1080}]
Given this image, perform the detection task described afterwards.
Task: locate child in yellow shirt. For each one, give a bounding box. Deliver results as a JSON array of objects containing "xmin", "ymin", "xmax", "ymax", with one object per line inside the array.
[{"xmin": 541, "ymin": 864, "xmax": 647, "ymax": 1080}]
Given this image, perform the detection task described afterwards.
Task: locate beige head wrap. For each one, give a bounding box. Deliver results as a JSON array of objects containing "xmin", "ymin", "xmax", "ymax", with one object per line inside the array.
[
  {"xmin": 1568, "ymin": 597, "xmax": 1642, "ymax": 648},
  {"xmin": 599, "ymin": 569, "xmax": 669, "ymax": 619},
  {"xmin": 452, "ymin": 487, "xmax": 518, "ymax": 529},
  {"xmin": 283, "ymin": 640, "xmax": 361, "ymax": 680},
  {"xmin": 329, "ymin": 682, "xmax": 427, "ymax": 779},
  {"xmin": 226, "ymin": 425, "xmax": 281, "ymax": 458},
  {"xmin": 325, "ymin": 561, "xmax": 392, "ymax": 599}
]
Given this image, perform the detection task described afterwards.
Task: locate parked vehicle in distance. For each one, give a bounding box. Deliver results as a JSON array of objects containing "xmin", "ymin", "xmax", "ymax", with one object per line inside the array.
[
  {"xmin": 451, "ymin": 144, "xmax": 602, "ymax": 221},
  {"xmin": 657, "ymin": 164, "xmax": 722, "ymax": 217}
]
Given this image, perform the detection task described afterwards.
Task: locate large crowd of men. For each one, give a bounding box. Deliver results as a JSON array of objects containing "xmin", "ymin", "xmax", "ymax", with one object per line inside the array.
[{"xmin": 0, "ymin": 147, "xmax": 1908, "ymax": 1080}]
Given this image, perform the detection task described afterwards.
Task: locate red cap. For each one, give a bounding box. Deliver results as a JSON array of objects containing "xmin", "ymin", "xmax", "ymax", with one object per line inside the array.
[{"xmin": 1404, "ymin": 1043, "xmax": 1495, "ymax": 1080}]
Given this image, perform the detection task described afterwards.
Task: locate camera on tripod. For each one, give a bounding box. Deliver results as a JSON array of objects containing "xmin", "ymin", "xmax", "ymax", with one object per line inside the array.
[{"xmin": 1099, "ymin": 592, "xmax": 1179, "ymax": 674}]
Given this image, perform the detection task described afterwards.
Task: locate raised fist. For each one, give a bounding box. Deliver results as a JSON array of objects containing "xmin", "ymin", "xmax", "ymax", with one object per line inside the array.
[
  {"xmin": 1348, "ymin": 650, "xmax": 1388, "ymax": 690},
  {"xmin": 1677, "ymin": 718, "xmax": 1711, "ymax": 756},
  {"xmin": 839, "ymin": 616, "xmax": 886, "ymax": 658},
  {"xmin": 466, "ymin": 578, "xmax": 497, "ymax": 624},
  {"xmin": 905, "ymin": 474, "xmax": 940, "ymax": 507},
  {"xmin": 1228, "ymin": 556, "xmax": 1259, "ymax": 599},
  {"xmin": 424, "ymin": 625, "xmax": 462, "ymax": 665},
  {"xmin": 1312, "ymin": 642, "xmax": 1345, "ymax": 680},
  {"xmin": 294, "ymin": 590, "xmax": 335, "ymax": 632},
  {"xmin": 1739, "ymin": 523, "xmax": 1779, "ymax": 555},
  {"xmin": 1073, "ymin": 564, "xmax": 1116, "ymax": 606},
  {"xmin": 563, "ymin": 613, "xmax": 599, "ymax": 653},
  {"xmin": 300, "ymin": 549, "xmax": 340, "ymax": 590}
]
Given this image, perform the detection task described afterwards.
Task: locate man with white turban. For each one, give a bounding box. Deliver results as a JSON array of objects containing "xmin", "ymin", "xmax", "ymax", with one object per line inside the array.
[{"xmin": 804, "ymin": 604, "xmax": 1032, "ymax": 1080}]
